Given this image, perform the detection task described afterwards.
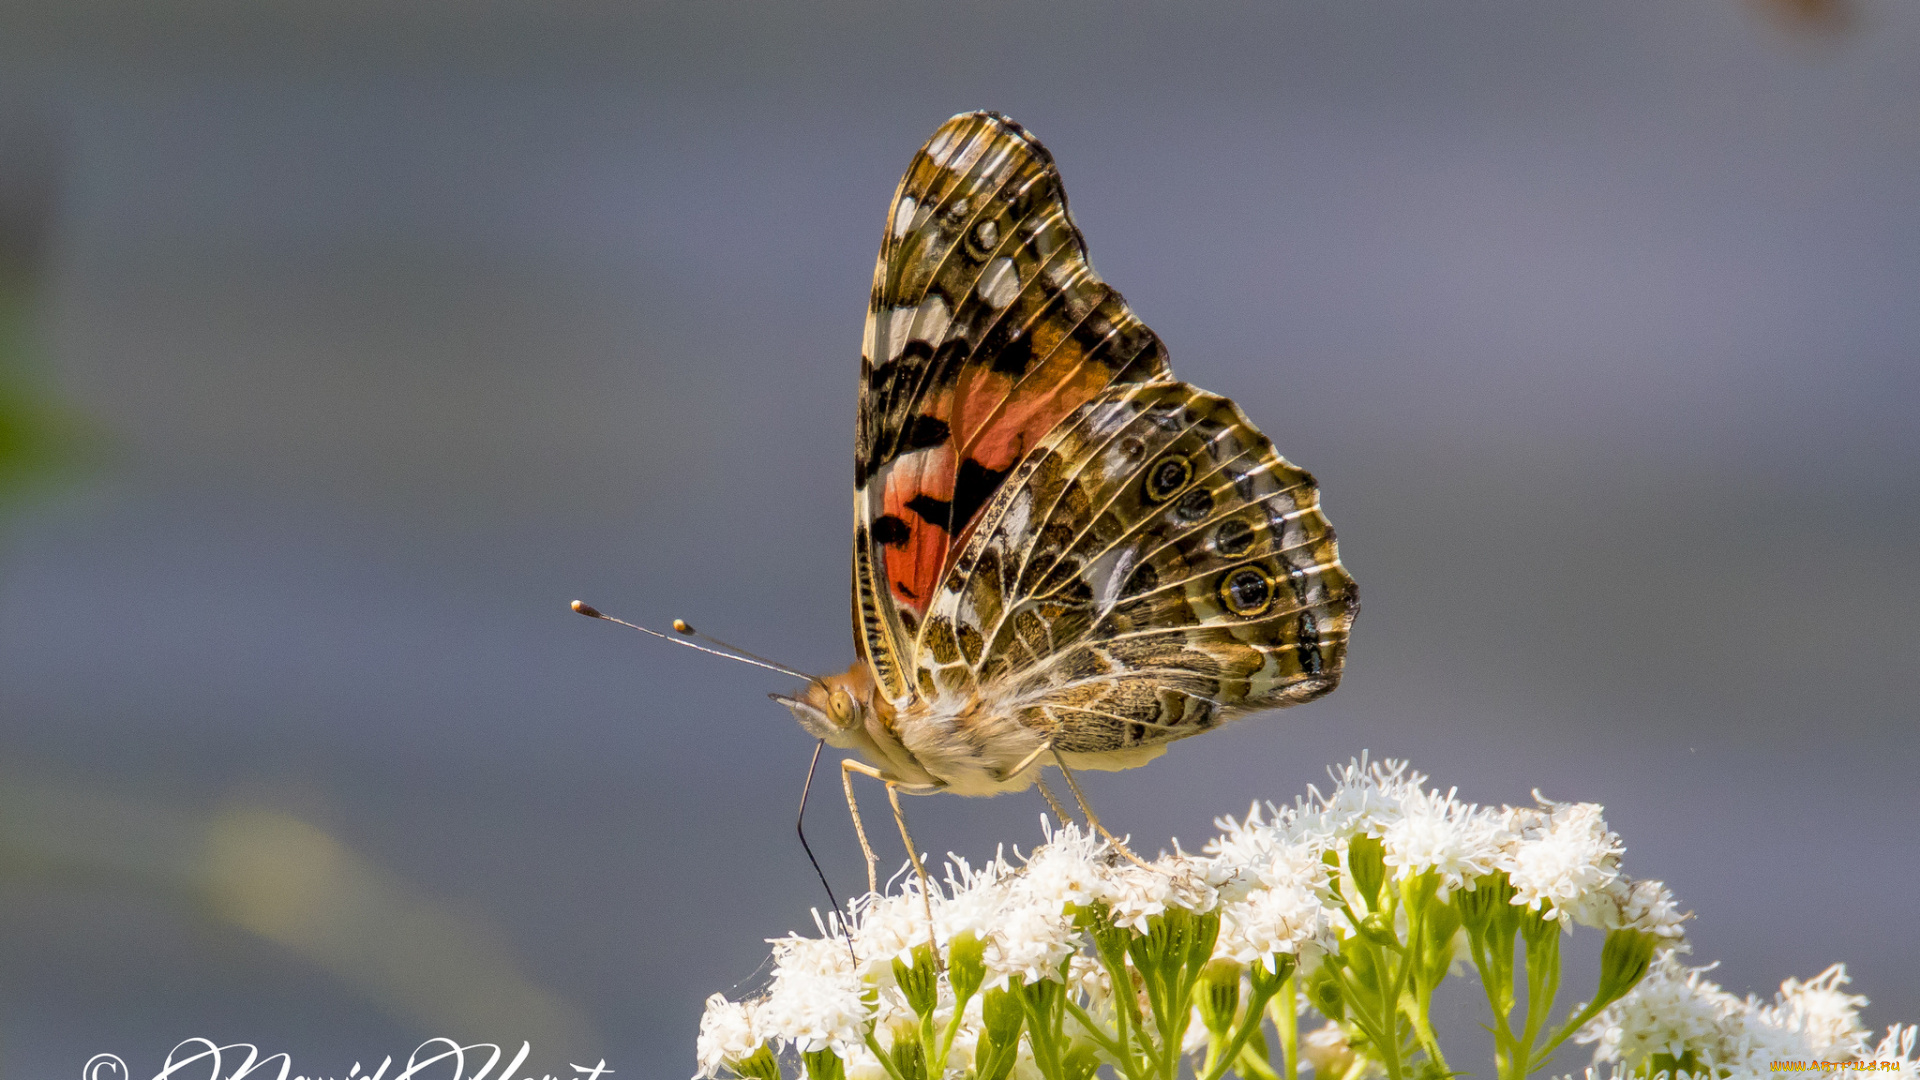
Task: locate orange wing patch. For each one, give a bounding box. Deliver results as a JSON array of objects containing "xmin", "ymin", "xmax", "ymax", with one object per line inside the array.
[
  {"xmin": 879, "ymin": 341, "xmax": 1124, "ymax": 618},
  {"xmin": 855, "ymin": 112, "xmax": 1173, "ymax": 705}
]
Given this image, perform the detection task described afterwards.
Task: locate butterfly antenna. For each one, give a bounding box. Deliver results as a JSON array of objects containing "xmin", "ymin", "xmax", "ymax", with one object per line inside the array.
[
  {"xmin": 570, "ymin": 601, "xmax": 815, "ymax": 681},
  {"xmin": 668, "ymin": 618, "xmax": 804, "ymax": 675}
]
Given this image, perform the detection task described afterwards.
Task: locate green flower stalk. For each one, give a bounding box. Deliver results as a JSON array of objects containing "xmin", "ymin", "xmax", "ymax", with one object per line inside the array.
[{"xmin": 695, "ymin": 757, "xmax": 1911, "ymax": 1080}]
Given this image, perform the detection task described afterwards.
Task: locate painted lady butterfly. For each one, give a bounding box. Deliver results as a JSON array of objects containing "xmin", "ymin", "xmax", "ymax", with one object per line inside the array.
[{"xmin": 776, "ymin": 112, "xmax": 1358, "ymax": 826}]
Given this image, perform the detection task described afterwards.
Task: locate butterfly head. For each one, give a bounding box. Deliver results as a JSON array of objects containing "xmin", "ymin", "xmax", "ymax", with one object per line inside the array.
[{"xmin": 773, "ymin": 662, "xmax": 878, "ymax": 744}]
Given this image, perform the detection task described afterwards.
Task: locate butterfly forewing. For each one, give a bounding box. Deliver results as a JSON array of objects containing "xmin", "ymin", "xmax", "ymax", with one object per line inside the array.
[{"xmin": 855, "ymin": 112, "xmax": 1173, "ymax": 709}]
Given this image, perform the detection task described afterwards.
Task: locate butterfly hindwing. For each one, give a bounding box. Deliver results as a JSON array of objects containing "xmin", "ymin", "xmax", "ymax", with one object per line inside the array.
[
  {"xmin": 913, "ymin": 381, "xmax": 1357, "ymax": 758},
  {"xmin": 855, "ymin": 112, "xmax": 1173, "ymax": 706}
]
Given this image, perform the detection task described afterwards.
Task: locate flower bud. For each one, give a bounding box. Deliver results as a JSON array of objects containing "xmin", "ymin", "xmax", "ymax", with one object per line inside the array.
[
  {"xmin": 891, "ymin": 942, "xmax": 940, "ymax": 1019},
  {"xmin": 1249, "ymin": 951, "xmax": 1297, "ymax": 995},
  {"xmin": 1307, "ymin": 968, "xmax": 1346, "ymax": 1021},
  {"xmin": 987, "ymin": 984, "xmax": 1026, "ymax": 1039},
  {"xmin": 947, "ymin": 930, "xmax": 987, "ymax": 1004},
  {"xmin": 885, "ymin": 1030, "xmax": 928, "ymax": 1080},
  {"xmin": 973, "ymin": 987, "xmax": 1026, "ymax": 1080},
  {"xmin": 1456, "ymin": 873, "xmax": 1512, "ymax": 934},
  {"xmin": 729, "ymin": 1045, "xmax": 781, "ymax": 1080},
  {"xmin": 1348, "ymin": 834, "xmax": 1388, "ymax": 911},
  {"xmin": 1196, "ymin": 958, "xmax": 1244, "ymax": 1034},
  {"xmin": 1423, "ymin": 902, "xmax": 1462, "ymax": 986},
  {"xmin": 1358, "ymin": 910, "xmax": 1402, "ymax": 949},
  {"xmin": 1520, "ymin": 905, "xmax": 1561, "ymax": 949},
  {"xmin": 800, "ymin": 1048, "xmax": 845, "ymax": 1080},
  {"xmin": 1595, "ymin": 928, "xmax": 1659, "ymax": 1007}
]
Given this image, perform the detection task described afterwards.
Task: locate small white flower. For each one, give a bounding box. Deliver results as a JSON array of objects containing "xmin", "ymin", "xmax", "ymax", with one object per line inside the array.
[
  {"xmin": 758, "ymin": 931, "xmax": 869, "ymax": 1056},
  {"xmin": 1593, "ymin": 876, "xmax": 1689, "ymax": 945},
  {"xmin": 1578, "ymin": 954, "xmax": 1875, "ymax": 1076},
  {"xmin": 1100, "ymin": 860, "xmax": 1174, "ymax": 933},
  {"xmin": 1866, "ymin": 1024, "xmax": 1919, "ymax": 1080},
  {"xmin": 693, "ymin": 994, "xmax": 760, "ymax": 1079},
  {"xmin": 1577, "ymin": 954, "xmax": 1743, "ymax": 1070},
  {"xmin": 1287, "ymin": 755, "xmax": 1422, "ymax": 850},
  {"xmin": 1759, "ymin": 963, "xmax": 1870, "ymax": 1062},
  {"xmin": 1214, "ymin": 877, "xmax": 1328, "ymax": 970},
  {"xmin": 849, "ymin": 887, "xmax": 938, "ymax": 984},
  {"xmin": 936, "ymin": 851, "xmax": 1013, "ymax": 946},
  {"xmin": 1502, "ymin": 797, "xmax": 1623, "ymax": 927},
  {"xmin": 1380, "ymin": 784, "xmax": 1502, "ymax": 899},
  {"xmin": 1099, "ymin": 853, "xmax": 1219, "ymax": 932},
  {"xmin": 1019, "ymin": 820, "xmax": 1112, "ymax": 911},
  {"xmin": 984, "ymin": 889, "xmax": 1079, "ymax": 987}
]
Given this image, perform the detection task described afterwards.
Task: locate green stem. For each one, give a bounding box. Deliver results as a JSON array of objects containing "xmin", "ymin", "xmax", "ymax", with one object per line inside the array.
[
  {"xmin": 1233, "ymin": 1038, "xmax": 1283, "ymax": 1080},
  {"xmin": 1465, "ymin": 923, "xmax": 1521, "ymax": 1080},
  {"xmin": 1127, "ymin": 940, "xmax": 1175, "ymax": 1079},
  {"xmin": 862, "ymin": 1031, "xmax": 910, "ymax": 1080},
  {"xmin": 1098, "ymin": 930, "xmax": 1162, "ymax": 1076},
  {"xmin": 1515, "ymin": 921, "xmax": 1561, "ymax": 1079},
  {"xmin": 1527, "ymin": 995, "xmax": 1614, "ymax": 1074},
  {"xmin": 1369, "ymin": 919, "xmax": 1412, "ymax": 1080},
  {"xmin": 1397, "ymin": 879, "xmax": 1451, "ymax": 1077},
  {"xmin": 932, "ymin": 998, "xmax": 970, "ymax": 1077},
  {"xmin": 1022, "ymin": 980, "xmax": 1071, "ymax": 1080},
  {"xmin": 1062, "ymin": 997, "xmax": 1143, "ymax": 1080},
  {"xmin": 1321, "ymin": 959, "xmax": 1393, "ymax": 1057},
  {"xmin": 1270, "ymin": 974, "xmax": 1299, "ymax": 1080}
]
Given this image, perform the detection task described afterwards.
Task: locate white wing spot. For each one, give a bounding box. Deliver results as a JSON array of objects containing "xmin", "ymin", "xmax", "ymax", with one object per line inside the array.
[
  {"xmin": 935, "ymin": 133, "xmax": 991, "ymax": 177},
  {"xmin": 981, "ymin": 257, "xmax": 1020, "ymax": 310},
  {"xmin": 886, "ymin": 305, "xmax": 918, "ymax": 360},
  {"xmin": 926, "ymin": 129, "xmax": 956, "ymax": 164},
  {"xmin": 894, "ymin": 196, "xmax": 917, "ymax": 239},
  {"xmin": 974, "ymin": 219, "xmax": 999, "ymax": 249},
  {"xmin": 911, "ymin": 294, "xmax": 951, "ymax": 344},
  {"xmin": 1098, "ymin": 549, "xmax": 1136, "ymax": 613}
]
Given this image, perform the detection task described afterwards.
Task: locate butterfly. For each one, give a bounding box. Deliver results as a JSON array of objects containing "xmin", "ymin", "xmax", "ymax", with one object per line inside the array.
[{"xmin": 771, "ymin": 112, "xmax": 1358, "ymax": 861}]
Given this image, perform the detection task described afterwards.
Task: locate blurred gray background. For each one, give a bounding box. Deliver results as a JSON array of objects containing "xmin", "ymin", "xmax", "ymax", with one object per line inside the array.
[{"xmin": 0, "ymin": 1, "xmax": 1915, "ymax": 1076}]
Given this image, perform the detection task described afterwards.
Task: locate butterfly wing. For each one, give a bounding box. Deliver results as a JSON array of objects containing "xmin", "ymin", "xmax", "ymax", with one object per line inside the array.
[
  {"xmin": 855, "ymin": 112, "xmax": 1173, "ymax": 707},
  {"xmin": 912, "ymin": 380, "xmax": 1358, "ymax": 760}
]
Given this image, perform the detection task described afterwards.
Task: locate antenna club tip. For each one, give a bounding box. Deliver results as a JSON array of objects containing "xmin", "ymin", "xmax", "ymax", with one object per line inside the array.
[
  {"xmin": 571, "ymin": 600, "xmax": 603, "ymax": 618},
  {"xmin": 672, "ymin": 618, "xmax": 694, "ymax": 634}
]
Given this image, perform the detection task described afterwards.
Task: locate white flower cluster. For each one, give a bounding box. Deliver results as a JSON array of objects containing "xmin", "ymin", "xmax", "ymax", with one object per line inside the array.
[
  {"xmin": 694, "ymin": 757, "xmax": 1685, "ymax": 1078},
  {"xmin": 1574, "ymin": 955, "xmax": 1918, "ymax": 1079},
  {"xmin": 693, "ymin": 813, "xmax": 1326, "ymax": 1079},
  {"xmin": 1215, "ymin": 756, "xmax": 1686, "ymax": 941}
]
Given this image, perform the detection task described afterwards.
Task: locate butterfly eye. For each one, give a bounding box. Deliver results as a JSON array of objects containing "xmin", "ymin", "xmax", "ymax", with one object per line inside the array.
[
  {"xmin": 828, "ymin": 689, "xmax": 857, "ymax": 726},
  {"xmin": 1143, "ymin": 453, "xmax": 1193, "ymax": 503},
  {"xmin": 1219, "ymin": 566, "xmax": 1276, "ymax": 618}
]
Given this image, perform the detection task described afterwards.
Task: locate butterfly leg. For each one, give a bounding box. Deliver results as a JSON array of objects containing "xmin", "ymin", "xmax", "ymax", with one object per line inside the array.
[
  {"xmin": 843, "ymin": 758, "xmax": 940, "ymax": 959},
  {"xmin": 1035, "ymin": 775, "xmax": 1076, "ymax": 830},
  {"xmin": 839, "ymin": 757, "xmax": 882, "ymax": 896},
  {"xmin": 1049, "ymin": 748, "xmax": 1155, "ymax": 872},
  {"xmin": 1010, "ymin": 739, "xmax": 1080, "ymax": 828}
]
